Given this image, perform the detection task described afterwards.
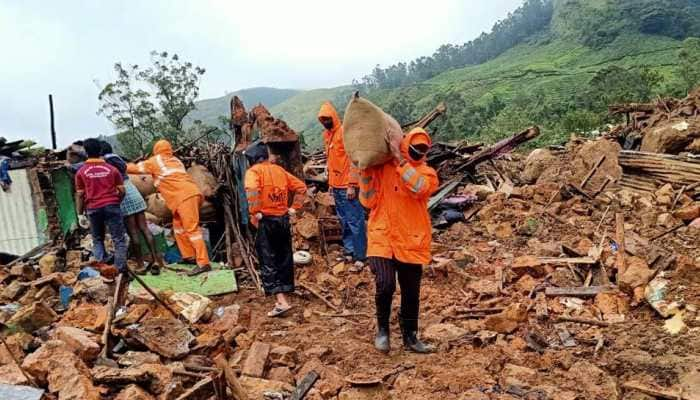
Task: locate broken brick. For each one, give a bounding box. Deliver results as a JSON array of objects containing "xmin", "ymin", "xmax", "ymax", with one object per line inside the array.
[
  {"xmin": 53, "ymin": 326, "xmax": 101, "ymax": 361},
  {"xmin": 127, "ymin": 317, "xmax": 195, "ymax": 359},
  {"xmin": 8, "ymin": 301, "xmax": 58, "ymax": 333},
  {"xmin": 242, "ymin": 341, "xmax": 271, "ymax": 378}
]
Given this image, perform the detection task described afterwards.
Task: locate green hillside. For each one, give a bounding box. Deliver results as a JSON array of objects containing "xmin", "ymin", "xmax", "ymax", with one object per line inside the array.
[
  {"xmin": 185, "ymin": 87, "xmax": 300, "ymax": 127},
  {"xmin": 186, "ymin": 0, "xmax": 700, "ymax": 150},
  {"xmin": 270, "ymin": 86, "xmax": 356, "ymax": 149},
  {"xmin": 266, "ymin": 0, "xmax": 700, "ymax": 149}
]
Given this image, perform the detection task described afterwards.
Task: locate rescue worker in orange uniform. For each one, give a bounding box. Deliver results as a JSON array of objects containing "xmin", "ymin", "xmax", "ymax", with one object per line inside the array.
[
  {"xmin": 318, "ymin": 102, "xmax": 367, "ymax": 271},
  {"xmin": 245, "ymin": 144, "xmax": 307, "ymax": 317},
  {"xmin": 359, "ymin": 127, "xmax": 439, "ymax": 353},
  {"xmin": 127, "ymin": 140, "xmax": 211, "ymax": 275}
]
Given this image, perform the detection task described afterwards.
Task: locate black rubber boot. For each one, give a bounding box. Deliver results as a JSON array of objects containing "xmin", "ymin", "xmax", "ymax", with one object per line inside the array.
[
  {"xmin": 399, "ymin": 315, "xmax": 432, "ymax": 354},
  {"xmin": 374, "ymin": 314, "xmax": 390, "ymax": 353}
]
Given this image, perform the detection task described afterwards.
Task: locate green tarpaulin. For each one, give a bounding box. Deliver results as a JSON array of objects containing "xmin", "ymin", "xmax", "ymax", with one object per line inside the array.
[
  {"xmin": 129, "ymin": 262, "xmax": 237, "ymax": 296},
  {"xmin": 51, "ymin": 168, "xmax": 78, "ymax": 235}
]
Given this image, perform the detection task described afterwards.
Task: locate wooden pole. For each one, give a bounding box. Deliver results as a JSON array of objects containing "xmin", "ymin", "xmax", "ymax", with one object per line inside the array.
[
  {"xmin": 49, "ymin": 94, "xmax": 57, "ymax": 150},
  {"xmin": 615, "ymin": 213, "xmax": 626, "ymax": 277},
  {"xmin": 580, "ymin": 155, "xmax": 606, "ymax": 188}
]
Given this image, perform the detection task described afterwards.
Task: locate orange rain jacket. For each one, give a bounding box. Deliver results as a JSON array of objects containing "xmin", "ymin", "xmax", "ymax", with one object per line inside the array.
[
  {"xmin": 127, "ymin": 140, "xmax": 201, "ymax": 211},
  {"xmin": 318, "ymin": 102, "xmax": 359, "ymax": 189},
  {"xmin": 358, "ymin": 128, "xmax": 439, "ymax": 265},
  {"xmin": 245, "ymin": 161, "xmax": 307, "ymax": 222}
]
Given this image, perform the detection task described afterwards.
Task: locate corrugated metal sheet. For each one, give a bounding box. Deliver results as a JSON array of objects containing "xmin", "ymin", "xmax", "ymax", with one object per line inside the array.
[{"xmin": 0, "ymin": 169, "xmax": 44, "ymax": 255}]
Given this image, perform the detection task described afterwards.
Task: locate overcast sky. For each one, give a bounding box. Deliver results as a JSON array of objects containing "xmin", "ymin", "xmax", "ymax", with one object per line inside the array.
[{"xmin": 0, "ymin": 0, "xmax": 523, "ymax": 148}]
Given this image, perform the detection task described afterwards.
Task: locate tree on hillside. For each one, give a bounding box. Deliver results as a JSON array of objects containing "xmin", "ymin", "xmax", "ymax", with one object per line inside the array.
[
  {"xmin": 359, "ymin": 0, "xmax": 554, "ymax": 90},
  {"xmin": 679, "ymin": 38, "xmax": 700, "ymax": 94},
  {"xmin": 97, "ymin": 51, "xmax": 210, "ymax": 158},
  {"xmin": 582, "ymin": 66, "xmax": 663, "ymax": 114}
]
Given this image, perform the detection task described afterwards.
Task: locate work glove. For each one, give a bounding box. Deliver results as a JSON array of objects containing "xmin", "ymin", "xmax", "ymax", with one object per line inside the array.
[
  {"xmin": 347, "ymin": 186, "xmax": 357, "ymax": 200},
  {"xmin": 255, "ymin": 212, "xmax": 263, "ymax": 221},
  {"xmin": 288, "ymin": 208, "xmax": 297, "ymax": 217},
  {"xmin": 78, "ymin": 215, "xmax": 90, "ymax": 229}
]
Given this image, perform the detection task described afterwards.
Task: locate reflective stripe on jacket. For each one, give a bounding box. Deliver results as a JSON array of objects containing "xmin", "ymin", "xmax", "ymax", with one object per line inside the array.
[
  {"xmin": 245, "ymin": 161, "xmax": 307, "ymax": 220},
  {"xmin": 359, "ymin": 128, "xmax": 439, "ymax": 265},
  {"xmin": 126, "ymin": 140, "xmax": 201, "ymax": 210}
]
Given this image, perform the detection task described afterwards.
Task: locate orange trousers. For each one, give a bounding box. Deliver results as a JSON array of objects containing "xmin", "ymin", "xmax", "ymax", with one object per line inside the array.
[{"xmin": 172, "ymin": 195, "xmax": 210, "ymax": 267}]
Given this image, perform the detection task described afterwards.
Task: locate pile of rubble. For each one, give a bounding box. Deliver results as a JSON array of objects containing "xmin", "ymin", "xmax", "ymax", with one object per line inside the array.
[
  {"xmin": 2, "ymin": 95, "xmax": 700, "ymax": 399},
  {"xmin": 609, "ymin": 87, "xmax": 700, "ymax": 154}
]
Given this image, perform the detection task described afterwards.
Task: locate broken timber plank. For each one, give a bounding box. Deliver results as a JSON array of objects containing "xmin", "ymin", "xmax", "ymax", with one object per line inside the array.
[
  {"xmin": 545, "ymin": 286, "xmax": 612, "ymax": 297},
  {"xmin": 428, "ymin": 179, "xmax": 460, "ymax": 210},
  {"xmin": 622, "ymin": 381, "xmax": 691, "ymax": 400},
  {"xmin": 402, "ymin": 102, "xmax": 446, "ymax": 131},
  {"xmin": 651, "ymin": 223, "xmax": 686, "ymax": 241},
  {"xmin": 290, "ymin": 371, "xmax": 320, "ymax": 400},
  {"xmin": 555, "ymin": 316, "xmax": 611, "ymax": 327},
  {"xmin": 608, "ymin": 103, "xmax": 657, "ymax": 115},
  {"xmin": 538, "ymin": 257, "xmax": 596, "ymax": 265},
  {"xmin": 580, "ymin": 155, "xmax": 606, "ymax": 188},
  {"xmin": 455, "ymin": 126, "xmax": 540, "ymax": 173},
  {"xmin": 300, "ymin": 282, "xmax": 339, "ymax": 312},
  {"xmin": 175, "ymin": 376, "xmax": 215, "ymax": 400},
  {"xmin": 615, "ymin": 213, "xmax": 626, "ymax": 276},
  {"xmin": 214, "ymin": 354, "xmax": 250, "ymax": 400}
]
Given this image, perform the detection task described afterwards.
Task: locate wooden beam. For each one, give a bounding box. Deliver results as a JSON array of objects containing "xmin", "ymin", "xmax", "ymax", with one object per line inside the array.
[
  {"xmin": 49, "ymin": 94, "xmax": 57, "ymax": 150},
  {"xmin": 580, "ymin": 155, "xmax": 606, "ymax": 188},
  {"xmin": 545, "ymin": 286, "xmax": 612, "ymax": 297},
  {"xmin": 615, "ymin": 213, "xmax": 626, "ymax": 276},
  {"xmin": 650, "ymin": 223, "xmax": 686, "ymax": 241},
  {"xmin": 555, "ymin": 316, "xmax": 612, "ymax": 327},
  {"xmin": 290, "ymin": 371, "xmax": 320, "ymax": 400},
  {"xmin": 214, "ymin": 354, "xmax": 249, "ymax": 400},
  {"xmin": 402, "ymin": 102, "xmax": 447, "ymax": 131},
  {"xmin": 538, "ymin": 257, "xmax": 597, "ymax": 265},
  {"xmin": 622, "ymin": 381, "xmax": 691, "ymax": 400},
  {"xmin": 299, "ymin": 282, "xmax": 339, "ymax": 312}
]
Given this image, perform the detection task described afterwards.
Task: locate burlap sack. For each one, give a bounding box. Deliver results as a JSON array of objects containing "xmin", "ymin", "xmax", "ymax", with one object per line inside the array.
[
  {"xmin": 129, "ymin": 174, "xmax": 156, "ymax": 197},
  {"xmin": 147, "ymin": 193, "xmax": 172, "ymax": 222},
  {"xmin": 187, "ymin": 163, "xmax": 218, "ymax": 198},
  {"xmin": 343, "ymin": 94, "xmax": 403, "ymax": 169}
]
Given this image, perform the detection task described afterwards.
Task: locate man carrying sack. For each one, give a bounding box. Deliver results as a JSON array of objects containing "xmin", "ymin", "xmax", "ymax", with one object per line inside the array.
[
  {"xmin": 127, "ymin": 140, "xmax": 211, "ymax": 275},
  {"xmin": 358, "ymin": 127, "xmax": 439, "ymax": 354},
  {"xmin": 245, "ymin": 144, "xmax": 307, "ymax": 317},
  {"xmin": 318, "ymin": 101, "xmax": 367, "ymax": 271}
]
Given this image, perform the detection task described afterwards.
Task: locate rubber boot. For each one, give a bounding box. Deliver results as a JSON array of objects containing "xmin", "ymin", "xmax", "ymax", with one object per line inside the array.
[
  {"xmin": 399, "ymin": 315, "xmax": 432, "ymax": 354},
  {"xmin": 374, "ymin": 314, "xmax": 390, "ymax": 353}
]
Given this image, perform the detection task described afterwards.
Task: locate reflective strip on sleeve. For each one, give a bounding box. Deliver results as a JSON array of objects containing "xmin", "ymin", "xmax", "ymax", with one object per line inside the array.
[
  {"xmin": 401, "ymin": 167, "xmax": 417, "ymax": 183},
  {"xmin": 247, "ymin": 200, "xmax": 261, "ymax": 208},
  {"xmin": 138, "ymin": 163, "xmax": 146, "ymax": 173},
  {"xmin": 173, "ymin": 228, "xmax": 184, "ymax": 234},
  {"xmin": 410, "ymin": 176, "xmax": 426, "ymax": 193},
  {"xmin": 155, "ymin": 155, "xmax": 187, "ymax": 181},
  {"xmin": 360, "ymin": 176, "xmax": 372, "ymax": 185},
  {"xmin": 246, "ymin": 190, "xmax": 260, "ymax": 197},
  {"xmin": 189, "ymin": 234, "xmax": 203, "ymax": 241}
]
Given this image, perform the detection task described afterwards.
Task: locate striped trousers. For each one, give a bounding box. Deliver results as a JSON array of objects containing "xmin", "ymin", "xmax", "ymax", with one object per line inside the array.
[{"xmin": 368, "ymin": 257, "xmax": 423, "ymax": 323}]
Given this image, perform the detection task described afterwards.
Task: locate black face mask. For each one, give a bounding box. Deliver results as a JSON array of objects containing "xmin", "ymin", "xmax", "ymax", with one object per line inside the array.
[
  {"xmin": 321, "ymin": 120, "xmax": 334, "ymax": 130},
  {"xmin": 408, "ymin": 145, "xmax": 426, "ymax": 161}
]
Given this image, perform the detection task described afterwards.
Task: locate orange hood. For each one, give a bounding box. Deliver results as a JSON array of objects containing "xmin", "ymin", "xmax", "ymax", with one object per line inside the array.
[
  {"xmin": 318, "ymin": 101, "xmax": 341, "ymax": 132},
  {"xmin": 153, "ymin": 140, "xmax": 174, "ymax": 157},
  {"xmin": 400, "ymin": 128, "xmax": 432, "ymax": 164}
]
